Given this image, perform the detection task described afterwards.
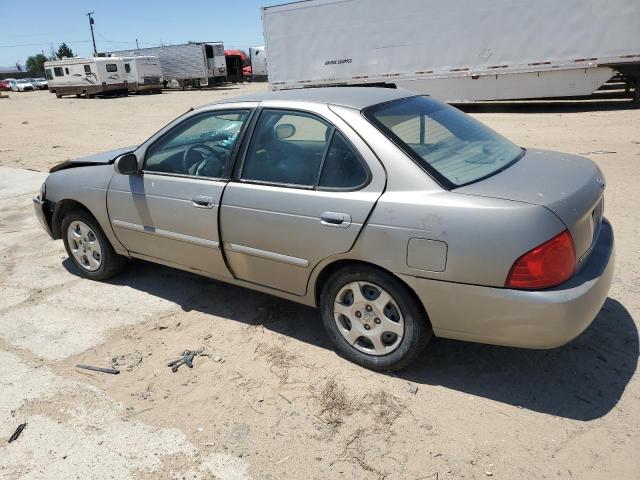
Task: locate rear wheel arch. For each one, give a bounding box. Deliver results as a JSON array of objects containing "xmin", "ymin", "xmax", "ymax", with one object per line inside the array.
[{"xmin": 313, "ymin": 259, "xmax": 431, "ymax": 325}]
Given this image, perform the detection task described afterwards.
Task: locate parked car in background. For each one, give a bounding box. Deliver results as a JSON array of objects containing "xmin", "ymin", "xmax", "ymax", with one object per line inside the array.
[
  {"xmin": 0, "ymin": 79, "xmax": 13, "ymax": 91},
  {"xmin": 23, "ymin": 78, "xmax": 40, "ymax": 89},
  {"xmin": 32, "ymin": 87, "xmax": 614, "ymax": 371},
  {"xmin": 10, "ymin": 79, "xmax": 34, "ymax": 92},
  {"xmin": 34, "ymin": 78, "xmax": 48, "ymax": 89}
]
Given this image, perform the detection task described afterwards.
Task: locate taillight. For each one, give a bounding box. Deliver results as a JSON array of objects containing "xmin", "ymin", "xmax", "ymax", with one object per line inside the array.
[{"xmin": 506, "ymin": 230, "xmax": 576, "ymax": 290}]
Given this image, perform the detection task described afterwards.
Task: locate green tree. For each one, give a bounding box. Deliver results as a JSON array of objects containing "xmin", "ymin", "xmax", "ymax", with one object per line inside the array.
[
  {"xmin": 56, "ymin": 43, "xmax": 74, "ymax": 59},
  {"xmin": 26, "ymin": 54, "xmax": 48, "ymax": 76}
]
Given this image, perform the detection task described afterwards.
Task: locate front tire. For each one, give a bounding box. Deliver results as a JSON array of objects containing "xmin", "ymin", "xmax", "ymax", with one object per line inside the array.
[
  {"xmin": 320, "ymin": 266, "xmax": 432, "ymax": 371},
  {"xmin": 62, "ymin": 210, "xmax": 127, "ymax": 280}
]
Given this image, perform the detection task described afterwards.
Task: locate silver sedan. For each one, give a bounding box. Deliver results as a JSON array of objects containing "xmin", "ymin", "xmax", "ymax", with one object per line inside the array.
[{"xmin": 33, "ymin": 88, "xmax": 614, "ymax": 371}]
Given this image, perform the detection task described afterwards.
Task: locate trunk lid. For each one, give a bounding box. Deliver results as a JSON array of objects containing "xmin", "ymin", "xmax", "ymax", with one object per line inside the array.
[{"xmin": 457, "ymin": 148, "xmax": 606, "ymax": 263}]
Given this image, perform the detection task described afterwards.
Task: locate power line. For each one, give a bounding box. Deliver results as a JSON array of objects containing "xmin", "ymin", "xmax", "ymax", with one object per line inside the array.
[{"xmin": 0, "ymin": 40, "xmax": 91, "ymax": 48}]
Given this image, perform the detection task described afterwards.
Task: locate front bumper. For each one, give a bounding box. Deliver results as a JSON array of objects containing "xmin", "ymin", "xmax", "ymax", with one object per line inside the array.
[
  {"xmin": 401, "ymin": 219, "xmax": 615, "ymax": 349},
  {"xmin": 33, "ymin": 196, "xmax": 54, "ymax": 239}
]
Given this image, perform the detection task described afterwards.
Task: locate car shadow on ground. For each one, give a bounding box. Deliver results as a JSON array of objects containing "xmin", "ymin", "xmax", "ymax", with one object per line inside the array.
[{"xmin": 63, "ymin": 258, "xmax": 638, "ymax": 421}]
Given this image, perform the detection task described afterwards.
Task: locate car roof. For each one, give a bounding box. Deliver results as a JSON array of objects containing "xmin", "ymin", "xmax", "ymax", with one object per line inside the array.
[{"xmin": 210, "ymin": 87, "xmax": 416, "ymax": 111}]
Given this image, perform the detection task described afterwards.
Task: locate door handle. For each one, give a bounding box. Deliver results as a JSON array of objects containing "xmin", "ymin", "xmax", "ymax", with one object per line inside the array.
[
  {"xmin": 320, "ymin": 211, "xmax": 351, "ymax": 228},
  {"xmin": 192, "ymin": 195, "xmax": 215, "ymax": 209}
]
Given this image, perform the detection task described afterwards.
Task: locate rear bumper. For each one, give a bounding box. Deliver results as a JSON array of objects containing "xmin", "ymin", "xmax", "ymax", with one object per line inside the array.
[
  {"xmin": 33, "ymin": 196, "xmax": 54, "ymax": 239},
  {"xmin": 401, "ymin": 219, "xmax": 615, "ymax": 349}
]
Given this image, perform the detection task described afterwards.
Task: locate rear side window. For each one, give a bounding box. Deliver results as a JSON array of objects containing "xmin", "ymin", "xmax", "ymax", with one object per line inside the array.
[
  {"xmin": 84, "ymin": 65, "xmax": 91, "ymax": 73},
  {"xmin": 54, "ymin": 67, "xmax": 64, "ymax": 76},
  {"xmin": 124, "ymin": 63, "xmax": 131, "ymax": 73},
  {"xmin": 106, "ymin": 64, "xmax": 117, "ymax": 72},
  {"xmin": 241, "ymin": 110, "xmax": 368, "ymax": 189},
  {"xmin": 319, "ymin": 132, "xmax": 368, "ymax": 189},
  {"xmin": 365, "ymin": 96, "xmax": 523, "ymax": 188}
]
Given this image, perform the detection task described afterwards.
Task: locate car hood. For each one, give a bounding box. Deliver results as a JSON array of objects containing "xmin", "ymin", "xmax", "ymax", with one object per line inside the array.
[
  {"xmin": 50, "ymin": 145, "xmax": 138, "ymax": 173},
  {"xmin": 457, "ymin": 148, "xmax": 606, "ymax": 260}
]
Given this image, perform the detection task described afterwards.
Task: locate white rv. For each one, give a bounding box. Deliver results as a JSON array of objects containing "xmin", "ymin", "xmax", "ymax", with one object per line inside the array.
[
  {"xmin": 121, "ymin": 56, "xmax": 163, "ymax": 94},
  {"xmin": 106, "ymin": 42, "xmax": 227, "ymax": 89},
  {"xmin": 249, "ymin": 46, "xmax": 267, "ymax": 81},
  {"xmin": 262, "ymin": 0, "xmax": 640, "ymax": 102},
  {"xmin": 45, "ymin": 57, "xmax": 128, "ymax": 98}
]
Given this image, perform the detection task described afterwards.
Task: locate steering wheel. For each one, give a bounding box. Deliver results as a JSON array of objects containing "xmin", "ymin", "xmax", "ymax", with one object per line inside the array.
[{"xmin": 181, "ymin": 143, "xmax": 222, "ymax": 175}]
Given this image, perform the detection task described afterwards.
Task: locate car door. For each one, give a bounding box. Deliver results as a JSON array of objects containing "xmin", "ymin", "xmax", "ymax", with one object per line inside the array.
[
  {"xmin": 107, "ymin": 107, "xmax": 252, "ymax": 278},
  {"xmin": 219, "ymin": 104, "xmax": 386, "ymax": 295}
]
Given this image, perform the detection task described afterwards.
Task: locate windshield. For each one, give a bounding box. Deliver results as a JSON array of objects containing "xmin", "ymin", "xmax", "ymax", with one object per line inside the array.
[{"xmin": 364, "ymin": 96, "xmax": 523, "ymax": 188}]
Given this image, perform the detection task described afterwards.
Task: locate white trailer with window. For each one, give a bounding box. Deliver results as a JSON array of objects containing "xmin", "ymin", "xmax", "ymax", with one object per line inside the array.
[
  {"xmin": 262, "ymin": 0, "xmax": 640, "ymax": 102},
  {"xmin": 45, "ymin": 57, "xmax": 128, "ymax": 98},
  {"xmin": 106, "ymin": 42, "xmax": 227, "ymax": 89},
  {"xmin": 249, "ymin": 46, "xmax": 268, "ymax": 81},
  {"xmin": 121, "ymin": 56, "xmax": 163, "ymax": 94}
]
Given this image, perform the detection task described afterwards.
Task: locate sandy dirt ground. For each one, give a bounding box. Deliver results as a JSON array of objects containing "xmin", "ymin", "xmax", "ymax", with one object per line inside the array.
[{"xmin": 0, "ymin": 87, "xmax": 639, "ymax": 479}]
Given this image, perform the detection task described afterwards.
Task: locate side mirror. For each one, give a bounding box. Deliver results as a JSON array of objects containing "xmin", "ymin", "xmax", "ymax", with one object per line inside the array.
[{"xmin": 114, "ymin": 153, "xmax": 139, "ymax": 175}]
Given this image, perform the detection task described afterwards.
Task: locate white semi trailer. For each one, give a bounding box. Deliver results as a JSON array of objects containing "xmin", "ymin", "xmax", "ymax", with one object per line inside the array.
[
  {"xmin": 106, "ymin": 42, "xmax": 227, "ymax": 89},
  {"xmin": 262, "ymin": 0, "xmax": 640, "ymax": 102}
]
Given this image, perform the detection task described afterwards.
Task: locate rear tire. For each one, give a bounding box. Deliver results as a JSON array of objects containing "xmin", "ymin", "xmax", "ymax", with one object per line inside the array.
[
  {"xmin": 61, "ymin": 210, "xmax": 127, "ymax": 280},
  {"xmin": 320, "ymin": 265, "xmax": 432, "ymax": 371}
]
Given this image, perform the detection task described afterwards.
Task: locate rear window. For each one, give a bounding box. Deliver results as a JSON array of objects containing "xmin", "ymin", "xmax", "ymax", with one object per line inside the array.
[{"xmin": 364, "ymin": 96, "xmax": 523, "ymax": 188}]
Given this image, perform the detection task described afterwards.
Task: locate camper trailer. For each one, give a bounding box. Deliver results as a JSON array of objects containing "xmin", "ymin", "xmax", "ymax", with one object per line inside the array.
[
  {"xmin": 121, "ymin": 56, "xmax": 163, "ymax": 94},
  {"xmin": 45, "ymin": 57, "xmax": 128, "ymax": 98},
  {"xmin": 106, "ymin": 42, "xmax": 227, "ymax": 89}
]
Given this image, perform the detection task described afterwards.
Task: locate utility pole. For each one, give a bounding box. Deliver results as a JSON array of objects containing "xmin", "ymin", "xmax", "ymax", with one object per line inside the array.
[
  {"xmin": 136, "ymin": 38, "xmax": 140, "ymax": 50},
  {"xmin": 87, "ymin": 11, "xmax": 97, "ymax": 56}
]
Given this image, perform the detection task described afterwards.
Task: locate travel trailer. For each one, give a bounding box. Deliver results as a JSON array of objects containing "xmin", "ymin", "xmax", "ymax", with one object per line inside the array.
[
  {"xmin": 106, "ymin": 42, "xmax": 227, "ymax": 89},
  {"xmin": 121, "ymin": 56, "xmax": 163, "ymax": 94},
  {"xmin": 45, "ymin": 57, "xmax": 128, "ymax": 98},
  {"xmin": 262, "ymin": 0, "xmax": 640, "ymax": 102}
]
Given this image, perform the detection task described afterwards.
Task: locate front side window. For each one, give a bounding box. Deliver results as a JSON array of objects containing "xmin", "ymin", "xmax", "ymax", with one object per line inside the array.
[
  {"xmin": 54, "ymin": 67, "xmax": 64, "ymax": 76},
  {"xmin": 106, "ymin": 64, "xmax": 117, "ymax": 72},
  {"xmin": 242, "ymin": 110, "xmax": 368, "ymax": 189},
  {"xmin": 45, "ymin": 69, "xmax": 53, "ymax": 80},
  {"xmin": 64, "ymin": 67, "xmax": 69, "ymax": 74},
  {"xmin": 144, "ymin": 110, "xmax": 250, "ymax": 178},
  {"xmin": 365, "ymin": 96, "xmax": 523, "ymax": 188},
  {"xmin": 124, "ymin": 63, "xmax": 131, "ymax": 73}
]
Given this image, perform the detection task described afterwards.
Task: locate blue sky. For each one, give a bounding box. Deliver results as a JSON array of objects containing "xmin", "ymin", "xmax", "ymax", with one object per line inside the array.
[{"xmin": 0, "ymin": 0, "xmax": 269, "ymax": 67}]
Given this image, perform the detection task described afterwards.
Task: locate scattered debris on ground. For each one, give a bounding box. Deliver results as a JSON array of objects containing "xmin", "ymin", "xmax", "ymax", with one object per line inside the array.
[
  {"xmin": 167, "ymin": 349, "xmax": 204, "ymax": 373},
  {"xmin": 75, "ymin": 364, "xmax": 120, "ymax": 375},
  {"xmin": 8, "ymin": 423, "xmax": 27, "ymax": 443}
]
